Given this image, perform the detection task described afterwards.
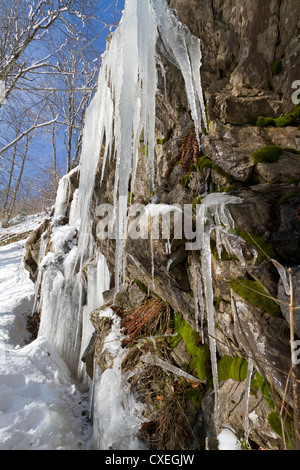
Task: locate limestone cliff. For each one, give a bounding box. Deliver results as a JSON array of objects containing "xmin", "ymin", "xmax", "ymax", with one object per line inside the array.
[{"xmin": 25, "ymin": 1, "xmax": 300, "ymax": 450}]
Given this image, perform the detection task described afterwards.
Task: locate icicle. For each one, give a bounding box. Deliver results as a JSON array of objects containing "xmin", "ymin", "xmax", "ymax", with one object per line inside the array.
[
  {"xmin": 141, "ymin": 352, "xmax": 202, "ymax": 383},
  {"xmin": 69, "ymin": 189, "xmax": 80, "ymax": 226},
  {"xmin": 197, "ymin": 193, "xmax": 243, "ymax": 433},
  {"xmin": 54, "ymin": 174, "xmax": 71, "ymax": 221},
  {"xmin": 31, "ymin": 230, "xmax": 48, "ymax": 315},
  {"xmin": 244, "ymin": 354, "xmax": 254, "ymax": 445},
  {"xmin": 272, "ymin": 259, "xmax": 291, "ymax": 296},
  {"xmin": 191, "ymin": 256, "xmax": 205, "ymax": 340}
]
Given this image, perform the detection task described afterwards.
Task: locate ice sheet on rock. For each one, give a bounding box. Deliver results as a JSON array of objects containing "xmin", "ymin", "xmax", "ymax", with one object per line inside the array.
[
  {"xmin": 77, "ymin": 252, "xmax": 110, "ymax": 381},
  {"xmin": 244, "ymin": 354, "xmax": 254, "ymax": 444},
  {"xmin": 53, "ymin": 174, "xmax": 71, "ymax": 221},
  {"xmin": 92, "ymin": 309, "xmax": 146, "ymax": 450}
]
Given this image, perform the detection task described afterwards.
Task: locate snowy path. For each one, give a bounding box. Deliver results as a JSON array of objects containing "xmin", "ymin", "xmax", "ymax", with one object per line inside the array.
[{"xmin": 0, "ymin": 218, "xmax": 93, "ymax": 450}]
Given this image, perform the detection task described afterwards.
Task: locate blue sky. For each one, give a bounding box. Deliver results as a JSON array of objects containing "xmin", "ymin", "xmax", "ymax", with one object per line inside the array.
[{"xmin": 0, "ymin": 0, "xmax": 126, "ymax": 209}]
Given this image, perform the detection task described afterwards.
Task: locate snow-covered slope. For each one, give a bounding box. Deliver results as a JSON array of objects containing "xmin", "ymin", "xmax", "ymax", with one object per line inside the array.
[{"xmin": 0, "ymin": 216, "xmax": 93, "ymax": 450}]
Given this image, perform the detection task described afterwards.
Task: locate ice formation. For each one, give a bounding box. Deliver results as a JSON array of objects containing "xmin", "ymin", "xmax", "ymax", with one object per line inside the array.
[
  {"xmin": 92, "ymin": 308, "xmax": 146, "ymax": 450},
  {"xmin": 37, "ymin": 0, "xmax": 207, "ymax": 365},
  {"xmin": 195, "ymin": 193, "xmax": 243, "ymax": 431},
  {"xmin": 33, "ymin": 0, "xmax": 227, "ymax": 450},
  {"xmin": 244, "ymin": 355, "xmax": 254, "ymax": 444}
]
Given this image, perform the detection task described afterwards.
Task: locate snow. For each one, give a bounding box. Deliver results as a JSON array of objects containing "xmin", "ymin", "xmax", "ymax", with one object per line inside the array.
[
  {"xmin": 0, "ymin": 222, "xmax": 93, "ymax": 450},
  {"xmin": 217, "ymin": 428, "xmax": 240, "ymax": 451},
  {"xmin": 0, "ymin": 337, "xmax": 91, "ymax": 450}
]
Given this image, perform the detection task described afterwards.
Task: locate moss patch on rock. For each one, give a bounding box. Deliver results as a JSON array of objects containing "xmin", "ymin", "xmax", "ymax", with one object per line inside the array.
[
  {"xmin": 278, "ymin": 193, "xmax": 296, "ymax": 206},
  {"xmin": 252, "ymin": 145, "xmax": 283, "ymax": 164},
  {"xmin": 271, "ymin": 58, "xmax": 282, "ymax": 75},
  {"xmin": 197, "ymin": 155, "xmax": 233, "ymax": 182},
  {"xmin": 252, "ymin": 105, "xmax": 300, "ymax": 128},
  {"xmin": 171, "ymin": 314, "xmax": 210, "ymax": 381},
  {"xmin": 217, "ymin": 356, "xmax": 248, "ymax": 382},
  {"xmin": 230, "ymin": 278, "xmax": 282, "ymax": 317}
]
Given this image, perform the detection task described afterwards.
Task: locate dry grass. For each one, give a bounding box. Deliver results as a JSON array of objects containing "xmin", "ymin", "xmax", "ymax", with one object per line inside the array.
[
  {"xmin": 113, "ymin": 297, "xmax": 171, "ymax": 348},
  {"xmin": 132, "ymin": 364, "xmax": 198, "ymax": 450}
]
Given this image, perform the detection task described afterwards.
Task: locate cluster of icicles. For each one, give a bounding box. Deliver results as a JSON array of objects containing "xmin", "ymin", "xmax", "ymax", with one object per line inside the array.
[{"xmin": 33, "ymin": 0, "xmax": 254, "ymax": 450}]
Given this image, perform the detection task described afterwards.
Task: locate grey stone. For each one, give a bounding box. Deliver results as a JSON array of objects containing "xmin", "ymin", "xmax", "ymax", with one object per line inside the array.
[{"xmin": 278, "ymin": 265, "xmax": 300, "ymax": 339}]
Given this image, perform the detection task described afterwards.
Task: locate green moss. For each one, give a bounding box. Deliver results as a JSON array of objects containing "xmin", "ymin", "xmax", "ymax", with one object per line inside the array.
[
  {"xmin": 274, "ymin": 38, "xmax": 281, "ymax": 47},
  {"xmin": 184, "ymin": 387, "xmax": 202, "ymax": 409},
  {"xmin": 251, "ymin": 373, "xmax": 275, "ymax": 410},
  {"xmin": 255, "ymin": 116, "xmax": 274, "ymax": 127},
  {"xmin": 235, "ymin": 229, "xmax": 277, "ymax": 265},
  {"xmin": 278, "ymin": 193, "xmax": 296, "ymax": 206},
  {"xmin": 193, "ymin": 195, "xmax": 204, "ymax": 208},
  {"xmin": 271, "ymin": 58, "xmax": 282, "ymax": 75},
  {"xmin": 156, "ymin": 125, "xmax": 175, "ymax": 145},
  {"xmin": 197, "ymin": 156, "xmax": 232, "ymax": 181},
  {"xmin": 128, "ymin": 192, "xmax": 135, "ymax": 204},
  {"xmin": 252, "ymin": 145, "xmax": 283, "ymax": 164},
  {"xmin": 181, "ymin": 173, "xmax": 191, "ymax": 189},
  {"xmin": 134, "ymin": 278, "xmax": 148, "ymax": 294},
  {"xmin": 268, "ymin": 412, "xmax": 282, "ymax": 436},
  {"xmin": 252, "ymin": 106, "xmax": 300, "ymax": 128},
  {"xmin": 274, "ymin": 106, "xmax": 300, "ymax": 128},
  {"xmin": 287, "ymin": 178, "xmax": 300, "ymax": 184},
  {"xmin": 176, "ymin": 104, "xmax": 186, "ymax": 114},
  {"xmin": 268, "ymin": 411, "xmax": 295, "ymax": 448},
  {"xmin": 172, "ymin": 314, "xmax": 210, "ymax": 381},
  {"xmin": 230, "ymin": 278, "xmax": 282, "ymax": 317},
  {"xmin": 282, "ymin": 147, "xmax": 300, "ymax": 155},
  {"xmin": 197, "ymin": 155, "xmax": 213, "ymax": 172},
  {"xmin": 217, "ymin": 356, "xmax": 248, "ymax": 382},
  {"xmin": 211, "ymin": 240, "xmax": 237, "ymax": 262},
  {"xmin": 142, "ymin": 144, "xmax": 149, "ymax": 156}
]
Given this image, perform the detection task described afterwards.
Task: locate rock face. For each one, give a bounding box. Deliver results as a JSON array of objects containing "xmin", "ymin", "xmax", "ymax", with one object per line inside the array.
[{"xmin": 25, "ymin": 1, "xmax": 300, "ymax": 451}]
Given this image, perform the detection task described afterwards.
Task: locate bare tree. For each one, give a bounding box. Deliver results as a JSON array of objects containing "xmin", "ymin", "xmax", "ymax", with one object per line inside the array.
[
  {"xmin": 0, "ymin": 0, "xmax": 123, "ymax": 224},
  {"xmin": 0, "ymin": 0, "xmax": 97, "ymax": 105}
]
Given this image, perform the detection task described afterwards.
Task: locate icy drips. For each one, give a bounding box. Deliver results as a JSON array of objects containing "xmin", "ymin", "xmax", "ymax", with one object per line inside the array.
[
  {"xmin": 77, "ymin": 0, "xmax": 208, "ymax": 295},
  {"xmin": 34, "ymin": 0, "xmax": 208, "ymax": 450},
  {"xmin": 77, "ymin": 252, "xmax": 110, "ymax": 381},
  {"xmin": 196, "ymin": 193, "xmax": 243, "ymax": 432},
  {"xmin": 244, "ymin": 354, "xmax": 254, "ymax": 444},
  {"xmin": 92, "ymin": 308, "xmax": 146, "ymax": 450}
]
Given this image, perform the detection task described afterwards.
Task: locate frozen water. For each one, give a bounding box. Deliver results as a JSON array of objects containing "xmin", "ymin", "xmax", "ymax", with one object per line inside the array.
[
  {"xmin": 196, "ymin": 193, "xmax": 243, "ymax": 432},
  {"xmin": 92, "ymin": 308, "xmax": 146, "ymax": 450}
]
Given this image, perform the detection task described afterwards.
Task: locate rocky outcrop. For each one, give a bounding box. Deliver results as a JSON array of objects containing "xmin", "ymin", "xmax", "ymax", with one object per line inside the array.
[{"xmin": 25, "ymin": 0, "xmax": 300, "ymax": 451}]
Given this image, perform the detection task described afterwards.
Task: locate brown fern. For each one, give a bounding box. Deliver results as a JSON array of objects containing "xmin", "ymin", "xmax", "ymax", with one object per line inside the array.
[{"xmin": 165, "ymin": 129, "xmax": 201, "ymax": 179}]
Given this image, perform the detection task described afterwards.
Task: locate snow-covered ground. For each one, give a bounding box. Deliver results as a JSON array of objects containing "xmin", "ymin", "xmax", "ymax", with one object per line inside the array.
[{"xmin": 0, "ymin": 215, "xmax": 93, "ymax": 450}]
